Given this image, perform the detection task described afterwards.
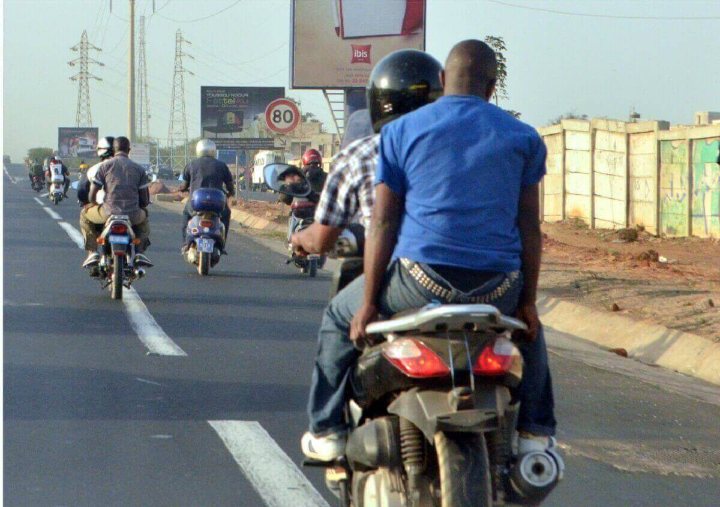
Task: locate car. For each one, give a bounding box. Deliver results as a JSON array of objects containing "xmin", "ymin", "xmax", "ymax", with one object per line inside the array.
[{"xmin": 155, "ymin": 164, "xmax": 174, "ymax": 179}]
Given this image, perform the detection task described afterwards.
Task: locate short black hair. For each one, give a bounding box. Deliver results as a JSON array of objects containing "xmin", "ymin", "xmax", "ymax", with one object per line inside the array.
[
  {"xmin": 445, "ymin": 40, "xmax": 498, "ymax": 93},
  {"xmin": 114, "ymin": 136, "xmax": 131, "ymax": 153}
]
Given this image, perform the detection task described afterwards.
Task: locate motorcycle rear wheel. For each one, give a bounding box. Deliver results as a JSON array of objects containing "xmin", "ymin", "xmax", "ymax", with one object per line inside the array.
[
  {"xmin": 111, "ymin": 256, "xmax": 124, "ymax": 300},
  {"xmin": 198, "ymin": 251, "xmax": 210, "ymax": 276},
  {"xmin": 53, "ymin": 194, "xmax": 60, "ymax": 205},
  {"xmin": 435, "ymin": 431, "xmax": 492, "ymax": 507}
]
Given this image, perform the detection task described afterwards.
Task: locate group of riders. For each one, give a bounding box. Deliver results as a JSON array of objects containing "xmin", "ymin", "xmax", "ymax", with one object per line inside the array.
[
  {"xmin": 27, "ymin": 40, "xmax": 558, "ymax": 469},
  {"xmin": 27, "ymin": 156, "xmax": 71, "ymax": 196}
]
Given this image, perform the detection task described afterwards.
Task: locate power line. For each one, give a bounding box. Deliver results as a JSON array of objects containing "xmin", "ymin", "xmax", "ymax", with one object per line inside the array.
[
  {"xmin": 155, "ymin": 0, "xmax": 242, "ymax": 23},
  {"xmin": 485, "ymin": 0, "xmax": 720, "ymax": 20}
]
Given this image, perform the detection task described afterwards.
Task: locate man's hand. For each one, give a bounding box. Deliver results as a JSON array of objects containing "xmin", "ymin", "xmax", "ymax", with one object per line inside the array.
[
  {"xmin": 513, "ymin": 303, "xmax": 540, "ymax": 342},
  {"xmin": 290, "ymin": 232, "xmax": 307, "ymax": 256},
  {"xmin": 350, "ymin": 303, "xmax": 379, "ymax": 345}
]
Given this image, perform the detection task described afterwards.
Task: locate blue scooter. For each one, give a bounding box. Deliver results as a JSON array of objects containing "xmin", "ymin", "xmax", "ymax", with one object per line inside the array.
[{"xmin": 183, "ymin": 188, "xmax": 226, "ymax": 276}]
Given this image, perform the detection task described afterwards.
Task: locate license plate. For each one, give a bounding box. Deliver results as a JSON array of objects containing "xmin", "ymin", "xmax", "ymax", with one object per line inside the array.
[
  {"xmin": 196, "ymin": 238, "xmax": 214, "ymax": 253},
  {"xmin": 109, "ymin": 235, "xmax": 130, "ymax": 244}
]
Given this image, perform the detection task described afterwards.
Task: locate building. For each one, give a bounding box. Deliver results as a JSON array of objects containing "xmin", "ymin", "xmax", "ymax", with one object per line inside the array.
[{"xmin": 694, "ymin": 111, "xmax": 720, "ymax": 126}]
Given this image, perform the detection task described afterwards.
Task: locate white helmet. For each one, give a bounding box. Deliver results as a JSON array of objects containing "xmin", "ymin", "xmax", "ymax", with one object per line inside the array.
[
  {"xmin": 97, "ymin": 136, "xmax": 115, "ymax": 159},
  {"xmin": 196, "ymin": 139, "xmax": 217, "ymax": 159}
]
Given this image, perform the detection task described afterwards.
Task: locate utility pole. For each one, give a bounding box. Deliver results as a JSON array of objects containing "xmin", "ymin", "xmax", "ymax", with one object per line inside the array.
[
  {"xmin": 69, "ymin": 30, "xmax": 104, "ymax": 127},
  {"xmin": 128, "ymin": 0, "xmax": 136, "ymax": 142},
  {"xmin": 168, "ymin": 29, "xmax": 193, "ymax": 170},
  {"xmin": 136, "ymin": 15, "xmax": 150, "ymax": 140}
]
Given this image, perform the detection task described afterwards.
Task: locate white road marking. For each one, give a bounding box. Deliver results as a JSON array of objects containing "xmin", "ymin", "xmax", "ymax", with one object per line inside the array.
[
  {"xmin": 58, "ymin": 221, "xmax": 85, "ymax": 249},
  {"xmin": 42, "ymin": 207, "xmax": 62, "ymax": 220},
  {"xmin": 209, "ymin": 421, "xmax": 330, "ymax": 507},
  {"xmin": 54, "ymin": 219, "xmax": 186, "ymax": 357},
  {"xmin": 135, "ymin": 377, "xmax": 164, "ymax": 386},
  {"xmin": 4, "ymin": 166, "xmax": 17, "ymax": 183},
  {"xmin": 123, "ymin": 288, "xmax": 188, "ymax": 356},
  {"xmin": 34, "ymin": 197, "xmax": 45, "ymax": 206}
]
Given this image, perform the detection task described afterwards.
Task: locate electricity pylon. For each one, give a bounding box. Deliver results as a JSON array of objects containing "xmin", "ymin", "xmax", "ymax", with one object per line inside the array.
[
  {"xmin": 136, "ymin": 15, "xmax": 151, "ymax": 140},
  {"xmin": 168, "ymin": 29, "xmax": 193, "ymax": 169},
  {"xmin": 69, "ymin": 30, "xmax": 104, "ymax": 127}
]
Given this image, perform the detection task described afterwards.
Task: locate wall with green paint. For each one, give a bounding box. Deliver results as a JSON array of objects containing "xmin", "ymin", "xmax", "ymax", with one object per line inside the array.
[
  {"xmin": 659, "ymin": 140, "xmax": 690, "ymax": 237},
  {"xmin": 692, "ymin": 138, "xmax": 720, "ymax": 238}
]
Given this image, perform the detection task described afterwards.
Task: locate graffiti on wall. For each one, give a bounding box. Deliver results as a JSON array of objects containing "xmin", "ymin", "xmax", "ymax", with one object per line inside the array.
[
  {"xmin": 660, "ymin": 140, "xmax": 689, "ymax": 237},
  {"xmin": 692, "ymin": 138, "xmax": 720, "ymax": 238}
]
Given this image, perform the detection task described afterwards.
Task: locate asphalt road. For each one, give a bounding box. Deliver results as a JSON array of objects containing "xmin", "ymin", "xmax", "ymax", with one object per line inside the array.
[{"xmin": 4, "ymin": 162, "xmax": 720, "ymax": 507}]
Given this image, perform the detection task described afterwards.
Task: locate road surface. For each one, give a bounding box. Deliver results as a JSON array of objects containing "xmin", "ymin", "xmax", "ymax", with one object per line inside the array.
[{"xmin": 4, "ymin": 162, "xmax": 720, "ymax": 506}]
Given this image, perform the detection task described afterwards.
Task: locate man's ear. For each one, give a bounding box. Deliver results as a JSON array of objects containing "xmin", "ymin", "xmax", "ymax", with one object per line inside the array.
[
  {"xmin": 439, "ymin": 69, "xmax": 446, "ymax": 89},
  {"xmin": 486, "ymin": 79, "xmax": 497, "ymax": 102}
]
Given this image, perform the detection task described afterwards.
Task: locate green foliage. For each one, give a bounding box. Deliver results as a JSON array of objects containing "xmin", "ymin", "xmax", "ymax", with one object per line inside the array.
[
  {"xmin": 547, "ymin": 111, "xmax": 588, "ymax": 126},
  {"xmin": 27, "ymin": 147, "xmax": 54, "ymax": 163},
  {"xmin": 483, "ymin": 36, "xmax": 508, "ymax": 103}
]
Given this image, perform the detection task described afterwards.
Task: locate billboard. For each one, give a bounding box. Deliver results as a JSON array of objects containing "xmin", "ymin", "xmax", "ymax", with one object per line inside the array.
[
  {"xmin": 201, "ymin": 86, "xmax": 285, "ymax": 150},
  {"xmin": 130, "ymin": 143, "xmax": 151, "ymax": 170},
  {"xmin": 58, "ymin": 127, "xmax": 99, "ymax": 158},
  {"xmin": 291, "ymin": 0, "xmax": 426, "ymax": 89}
]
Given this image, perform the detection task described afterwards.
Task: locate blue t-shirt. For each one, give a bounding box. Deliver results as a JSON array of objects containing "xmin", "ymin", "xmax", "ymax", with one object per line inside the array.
[{"xmin": 376, "ymin": 95, "xmax": 546, "ymax": 273}]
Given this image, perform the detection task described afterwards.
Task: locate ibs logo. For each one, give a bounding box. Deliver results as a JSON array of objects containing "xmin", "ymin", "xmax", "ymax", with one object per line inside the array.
[{"xmin": 351, "ymin": 45, "xmax": 371, "ymax": 64}]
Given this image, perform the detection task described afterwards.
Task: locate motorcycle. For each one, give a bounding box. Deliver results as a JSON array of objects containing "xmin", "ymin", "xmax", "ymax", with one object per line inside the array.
[
  {"xmin": 49, "ymin": 174, "xmax": 65, "ymax": 205},
  {"xmin": 31, "ymin": 175, "xmax": 44, "ymax": 192},
  {"xmin": 264, "ymin": 163, "xmax": 326, "ymax": 277},
  {"xmin": 183, "ymin": 188, "xmax": 226, "ymax": 276},
  {"xmin": 91, "ymin": 215, "xmax": 148, "ymax": 300}
]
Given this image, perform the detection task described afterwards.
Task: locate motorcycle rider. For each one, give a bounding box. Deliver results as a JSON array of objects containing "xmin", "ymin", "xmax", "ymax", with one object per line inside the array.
[
  {"xmin": 28, "ymin": 158, "xmax": 45, "ymax": 187},
  {"xmin": 301, "ymin": 43, "xmax": 557, "ymax": 461},
  {"xmin": 80, "ymin": 136, "xmax": 152, "ymax": 268},
  {"xmin": 46, "ymin": 156, "xmax": 70, "ymax": 197},
  {"xmin": 178, "ymin": 139, "xmax": 235, "ymax": 249},
  {"xmin": 78, "ymin": 136, "xmax": 113, "ymax": 205}
]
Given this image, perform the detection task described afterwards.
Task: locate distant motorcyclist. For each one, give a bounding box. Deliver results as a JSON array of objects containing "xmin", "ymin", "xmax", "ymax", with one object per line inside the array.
[
  {"xmin": 28, "ymin": 159, "xmax": 45, "ymax": 186},
  {"xmin": 179, "ymin": 139, "xmax": 235, "ymax": 249},
  {"xmin": 46, "ymin": 156, "xmax": 70, "ymax": 197},
  {"xmin": 80, "ymin": 136, "xmax": 152, "ymax": 268},
  {"xmin": 301, "ymin": 149, "xmax": 327, "ymax": 194},
  {"xmin": 78, "ymin": 137, "xmax": 113, "ymax": 206},
  {"xmin": 78, "ymin": 160, "xmax": 88, "ymax": 176}
]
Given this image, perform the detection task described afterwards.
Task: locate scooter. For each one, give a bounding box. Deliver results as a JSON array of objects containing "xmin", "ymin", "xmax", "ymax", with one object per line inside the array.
[
  {"xmin": 183, "ymin": 188, "xmax": 226, "ymax": 276},
  {"xmin": 91, "ymin": 216, "xmax": 149, "ymax": 300},
  {"xmin": 49, "ymin": 174, "xmax": 65, "ymax": 205},
  {"xmin": 312, "ymin": 226, "xmax": 565, "ymax": 507},
  {"xmin": 31, "ymin": 175, "xmax": 44, "ymax": 192}
]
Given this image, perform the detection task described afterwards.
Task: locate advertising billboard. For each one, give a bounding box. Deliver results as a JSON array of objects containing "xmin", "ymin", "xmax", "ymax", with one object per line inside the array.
[
  {"xmin": 58, "ymin": 127, "xmax": 99, "ymax": 158},
  {"xmin": 200, "ymin": 86, "xmax": 285, "ymax": 150},
  {"xmin": 291, "ymin": 0, "xmax": 426, "ymax": 89},
  {"xmin": 130, "ymin": 143, "xmax": 151, "ymax": 170}
]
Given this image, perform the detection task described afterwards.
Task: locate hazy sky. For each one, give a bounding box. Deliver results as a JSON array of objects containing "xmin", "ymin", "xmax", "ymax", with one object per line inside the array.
[{"xmin": 3, "ymin": 0, "xmax": 720, "ymax": 160}]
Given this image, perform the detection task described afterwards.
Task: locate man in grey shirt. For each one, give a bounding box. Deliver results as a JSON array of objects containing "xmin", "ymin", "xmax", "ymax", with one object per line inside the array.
[{"xmin": 80, "ymin": 137, "xmax": 152, "ymax": 267}]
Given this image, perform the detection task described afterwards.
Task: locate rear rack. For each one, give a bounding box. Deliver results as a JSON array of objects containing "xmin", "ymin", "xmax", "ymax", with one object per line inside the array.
[{"xmin": 366, "ymin": 304, "xmax": 527, "ymax": 335}]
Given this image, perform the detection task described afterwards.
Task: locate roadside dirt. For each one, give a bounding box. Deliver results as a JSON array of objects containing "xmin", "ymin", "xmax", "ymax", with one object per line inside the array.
[{"xmin": 541, "ymin": 220, "xmax": 719, "ymax": 341}]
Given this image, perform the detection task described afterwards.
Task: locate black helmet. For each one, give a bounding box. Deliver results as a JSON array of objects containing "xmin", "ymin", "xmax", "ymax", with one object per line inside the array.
[{"xmin": 366, "ymin": 49, "xmax": 443, "ymax": 134}]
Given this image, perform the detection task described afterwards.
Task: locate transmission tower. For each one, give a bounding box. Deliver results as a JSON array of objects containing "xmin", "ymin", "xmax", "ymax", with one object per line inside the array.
[
  {"xmin": 136, "ymin": 15, "xmax": 151, "ymax": 140},
  {"xmin": 168, "ymin": 29, "xmax": 194, "ymax": 169},
  {"xmin": 69, "ymin": 30, "xmax": 104, "ymax": 127}
]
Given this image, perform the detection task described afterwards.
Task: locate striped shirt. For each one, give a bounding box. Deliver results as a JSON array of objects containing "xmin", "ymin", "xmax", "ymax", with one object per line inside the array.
[{"xmin": 314, "ymin": 135, "xmax": 379, "ymax": 229}]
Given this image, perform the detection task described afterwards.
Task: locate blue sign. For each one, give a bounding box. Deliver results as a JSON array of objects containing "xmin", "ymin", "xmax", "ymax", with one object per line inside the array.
[{"xmin": 217, "ymin": 150, "xmax": 237, "ymax": 165}]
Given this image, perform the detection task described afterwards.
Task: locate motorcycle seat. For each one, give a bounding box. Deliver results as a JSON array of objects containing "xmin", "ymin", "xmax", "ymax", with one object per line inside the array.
[{"xmin": 366, "ymin": 304, "xmax": 527, "ymax": 336}]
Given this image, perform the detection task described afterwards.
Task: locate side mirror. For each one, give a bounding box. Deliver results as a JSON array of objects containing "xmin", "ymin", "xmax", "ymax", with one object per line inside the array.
[
  {"xmin": 71, "ymin": 181, "xmax": 80, "ymax": 190},
  {"xmin": 263, "ymin": 163, "xmax": 311, "ymax": 197}
]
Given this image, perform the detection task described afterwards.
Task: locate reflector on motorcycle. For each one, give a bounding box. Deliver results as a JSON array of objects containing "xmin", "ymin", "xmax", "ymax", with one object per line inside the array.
[
  {"xmin": 473, "ymin": 337, "xmax": 519, "ymax": 376},
  {"xmin": 110, "ymin": 224, "xmax": 128, "ymax": 234},
  {"xmin": 382, "ymin": 338, "xmax": 450, "ymax": 378},
  {"xmin": 199, "ymin": 220, "xmax": 214, "ymax": 228}
]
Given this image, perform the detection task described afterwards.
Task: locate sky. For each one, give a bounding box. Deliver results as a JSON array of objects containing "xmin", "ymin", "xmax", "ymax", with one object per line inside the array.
[{"xmin": 3, "ymin": 0, "xmax": 720, "ymax": 160}]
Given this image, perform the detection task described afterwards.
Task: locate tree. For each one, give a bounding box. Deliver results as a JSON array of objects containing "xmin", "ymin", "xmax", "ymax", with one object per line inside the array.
[
  {"xmin": 547, "ymin": 111, "xmax": 588, "ymax": 126},
  {"xmin": 483, "ymin": 36, "xmax": 520, "ymax": 119},
  {"xmin": 27, "ymin": 147, "xmax": 54, "ymax": 163}
]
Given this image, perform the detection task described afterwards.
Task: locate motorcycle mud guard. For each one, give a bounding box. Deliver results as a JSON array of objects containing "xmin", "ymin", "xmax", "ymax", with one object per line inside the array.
[
  {"xmin": 330, "ymin": 257, "xmax": 363, "ymax": 298},
  {"xmin": 387, "ymin": 386, "xmax": 509, "ymax": 442}
]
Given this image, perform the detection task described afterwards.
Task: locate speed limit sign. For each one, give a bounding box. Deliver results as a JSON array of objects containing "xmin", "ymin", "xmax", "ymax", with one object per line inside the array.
[{"xmin": 265, "ymin": 99, "xmax": 301, "ymax": 135}]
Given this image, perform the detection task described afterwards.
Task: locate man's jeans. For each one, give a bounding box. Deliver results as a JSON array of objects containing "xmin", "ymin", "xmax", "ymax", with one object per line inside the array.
[{"xmin": 308, "ymin": 259, "xmax": 556, "ymax": 437}]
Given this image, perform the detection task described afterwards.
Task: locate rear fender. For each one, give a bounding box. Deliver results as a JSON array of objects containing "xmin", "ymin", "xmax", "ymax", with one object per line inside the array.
[{"xmin": 387, "ymin": 386, "xmax": 511, "ymax": 442}]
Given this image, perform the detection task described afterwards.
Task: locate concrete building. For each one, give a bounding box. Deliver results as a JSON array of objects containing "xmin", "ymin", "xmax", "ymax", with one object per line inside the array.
[{"xmin": 695, "ymin": 111, "xmax": 720, "ymax": 125}]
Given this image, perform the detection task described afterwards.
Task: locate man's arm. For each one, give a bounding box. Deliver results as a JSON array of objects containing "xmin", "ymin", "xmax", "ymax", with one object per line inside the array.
[
  {"xmin": 139, "ymin": 188, "xmax": 150, "ymax": 208},
  {"xmin": 178, "ymin": 164, "xmax": 190, "ymax": 192},
  {"xmin": 223, "ymin": 164, "xmax": 236, "ymax": 196},
  {"xmin": 350, "ymin": 184, "xmax": 402, "ymax": 342},
  {"xmin": 88, "ymin": 182, "xmax": 99, "ymax": 205},
  {"xmin": 515, "ymin": 183, "xmax": 542, "ymax": 340},
  {"xmin": 293, "ymin": 223, "xmax": 343, "ymax": 254}
]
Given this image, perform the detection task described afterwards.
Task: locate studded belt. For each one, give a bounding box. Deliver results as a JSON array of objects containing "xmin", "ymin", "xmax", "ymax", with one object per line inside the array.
[{"xmin": 400, "ymin": 258, "xmax": 520, "ymax": 304}]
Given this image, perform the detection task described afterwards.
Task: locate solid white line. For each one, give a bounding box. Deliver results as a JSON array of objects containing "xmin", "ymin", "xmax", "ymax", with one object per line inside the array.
[
  {"xmin": 34, "ymin": 197, "xmax": 45, "ymax": 206},
  {"xmin": 58, "ymin": 221, "xmax": 85, "ymax": 249},
  {"xmin": 209, "ymin": 421, "xmax": 330, "ymax": 507},
  {"xmin": 123, "ymin": 288, "xmax": 187, "ymax": 356},
  {"xmin": 4, "ymin": 166, "xmax": 17, "ymax": 183},
  {"xmin": 42, "ymin": 207, "xmax": 62, "ymax": 220},
  {"xmin": 56, "ymin": 220, "xmax": 186, "ymax": 357}
]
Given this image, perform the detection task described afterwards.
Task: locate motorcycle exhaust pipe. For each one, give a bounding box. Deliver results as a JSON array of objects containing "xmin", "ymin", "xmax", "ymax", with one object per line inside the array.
[{"xmin": 507, "ymin": 449, "xmax": 564, "ymax": 504}]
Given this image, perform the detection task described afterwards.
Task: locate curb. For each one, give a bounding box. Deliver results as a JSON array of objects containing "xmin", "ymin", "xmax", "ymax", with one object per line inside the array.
[
  {"xmin": 537, "ymin": 295, "xmax": 720, "ymax": 386},
  {"xmin": 153, "ymin": 198, "xmax": 720, "ymax": 386}
]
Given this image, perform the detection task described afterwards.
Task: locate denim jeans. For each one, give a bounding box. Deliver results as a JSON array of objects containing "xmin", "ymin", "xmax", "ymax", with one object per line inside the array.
[{"xmin": 308, "ymin": 259, "xmax": 556, "ymax": 437}]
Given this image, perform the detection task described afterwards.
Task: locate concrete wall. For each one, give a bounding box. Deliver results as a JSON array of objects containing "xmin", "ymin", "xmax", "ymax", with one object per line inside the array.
[{"xmin": 538, "ymin": 119, "xmax": 720, "ymax": 238}]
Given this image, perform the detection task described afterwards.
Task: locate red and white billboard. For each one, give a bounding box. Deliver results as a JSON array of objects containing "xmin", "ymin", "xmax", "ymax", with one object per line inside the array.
[{"xmin": 291, "ymin": 0, "xmax": 426, "ymax": 89}]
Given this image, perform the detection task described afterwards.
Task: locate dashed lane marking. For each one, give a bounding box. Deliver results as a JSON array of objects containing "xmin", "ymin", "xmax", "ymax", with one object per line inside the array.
[
  {"xmin": 43, "ymin": 207, "xmax": 62, "ymax": 220},
  {"xmin": 4, "ymin": 166, "xmax": 17, "ymax": 183},
  {"xmin": 208, "ymin": 421, "xmax": 330, "ymax": 507},
  {"xmin": 58, "ymin": 221, "xmax": 85, "ymax": 249},
  {"xmin": 34, "ymin": 197, "xmax": 45, "ymax": 206}
]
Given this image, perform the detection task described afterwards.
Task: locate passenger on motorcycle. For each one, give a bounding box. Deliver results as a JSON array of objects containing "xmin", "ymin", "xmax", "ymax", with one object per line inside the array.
[
  {"xmin": 78, "ymin": 136, "xmax": 113, "ymax": 205},
  {"xmin": 28, "ymin": 159, "xmax": 45, "ymax": 185},
  {"xmin": 178, "ymin": 139, "xmax": 235, "ymax": 251},
  {"xmin": 80, "ymin": 136, "xmax": 152, "ymax": 268},
  {"xmin": 46, "ymin": 156, "xmax": 70, "ymax": 197},
  {"xmin": 301, "ymin": 42, "xmax": 557, "ymax": 461}
]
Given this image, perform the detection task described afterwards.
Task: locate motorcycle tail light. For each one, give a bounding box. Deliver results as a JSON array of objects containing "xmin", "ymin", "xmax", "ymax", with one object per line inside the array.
[
  {"xmin": 199, "ymin": 220, "xmax": 214, "ymax": 228},
  {"xmin": 110, "ymin": 224, "xmax": 128, "ymax": 234},
  {"xmin": 382, "ymin": 338, "xmax": 450, "ymax": 378},
  {"xmin": 473, "ymin": 337, "xmax": 519, "ymax": 376}
]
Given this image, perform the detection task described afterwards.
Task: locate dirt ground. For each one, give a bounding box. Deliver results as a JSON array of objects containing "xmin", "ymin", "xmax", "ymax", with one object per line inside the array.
[
  {"xmin": 158, "ymin": 186, "xmax": 719, "ymax": 341},
  {"xmin": 541, "ymin": 220, "xmax": 719, "ymax": 341}
]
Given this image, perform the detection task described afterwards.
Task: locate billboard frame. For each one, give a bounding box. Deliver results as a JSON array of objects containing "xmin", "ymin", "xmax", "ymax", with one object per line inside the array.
[{"xmin": 289, "ymin": 0, "xmax": 428, "ymax": 90}]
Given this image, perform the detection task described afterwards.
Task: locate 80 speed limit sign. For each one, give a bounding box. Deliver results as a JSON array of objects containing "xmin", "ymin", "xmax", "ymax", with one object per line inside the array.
[{"xmin": 265, "ymin": 99, "xmax": 300, "ymax": 135}]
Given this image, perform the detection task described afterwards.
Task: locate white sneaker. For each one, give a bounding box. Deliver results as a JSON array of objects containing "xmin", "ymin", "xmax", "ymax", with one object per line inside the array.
[
  {"xmin": 82, "ymin": 252, "xmax": 100, "ymax": 268},
  {"xmin": 518, "ymin": 433, "xmax": 557, "ymax": 454},
  {"xmin": 301, "ymin": 432, "xmax": 346, "ymax": 461}
]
